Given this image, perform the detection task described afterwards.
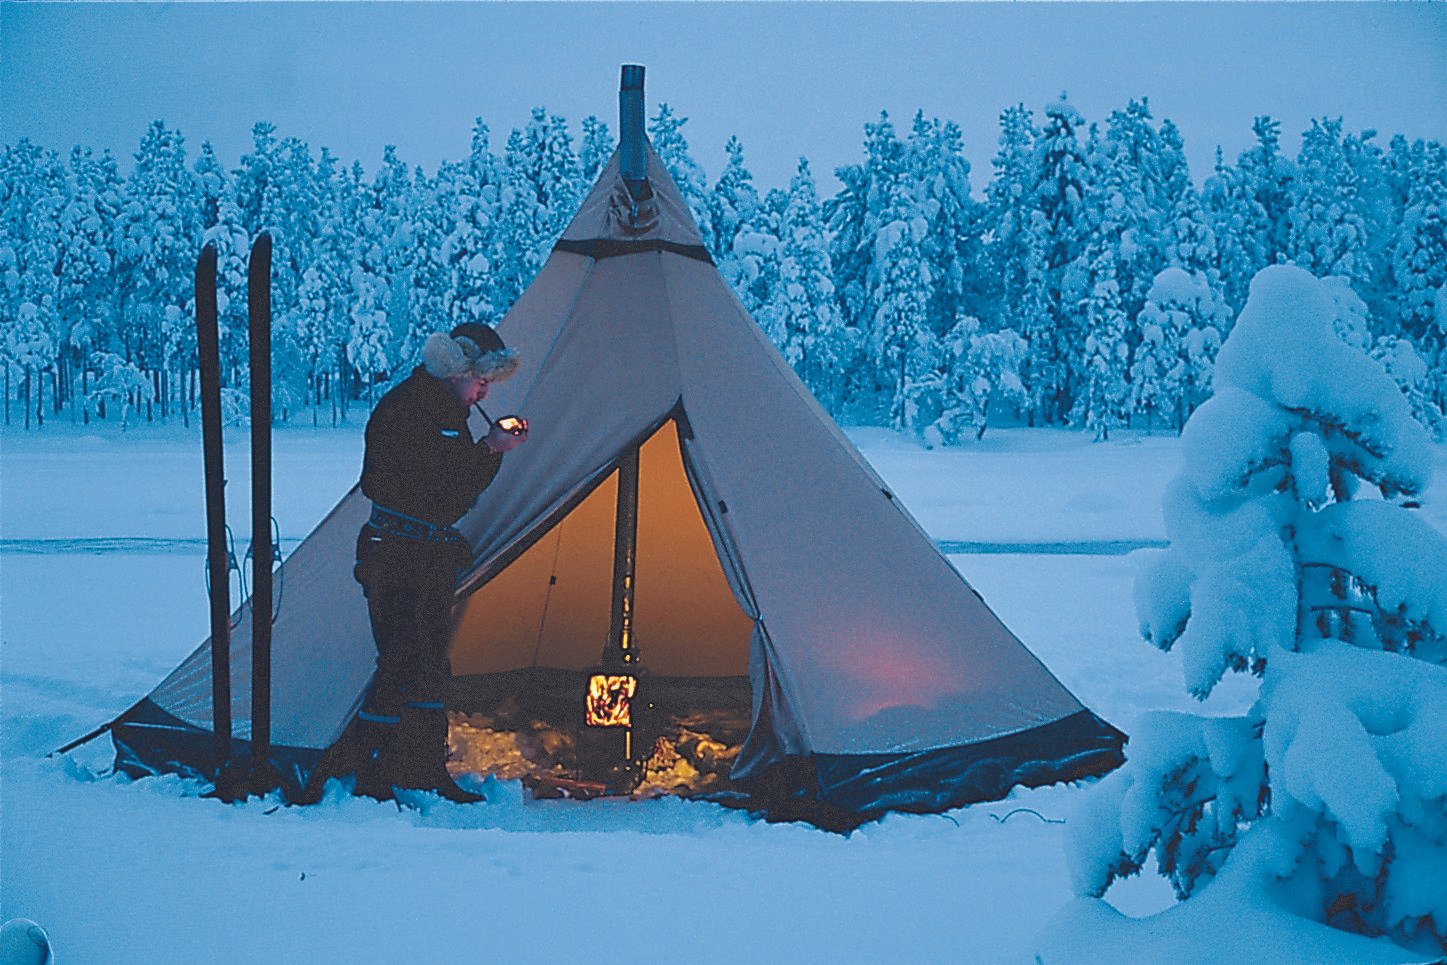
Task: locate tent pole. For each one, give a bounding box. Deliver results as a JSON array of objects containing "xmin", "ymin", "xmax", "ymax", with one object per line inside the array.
[
  {"xmin": 196, "ymin": 243, "xmax": 234, "ymax": 776},
  {"xmin": 604, "ymin": 445, "xmax": 641, "ymax": 773},
  {"xmin": 248, "ymin": 232, "xmax": 277, "ymax": 795},
  {"xmin": 608, "ymin": 445, "xmax": 640, "ymax": 672}
]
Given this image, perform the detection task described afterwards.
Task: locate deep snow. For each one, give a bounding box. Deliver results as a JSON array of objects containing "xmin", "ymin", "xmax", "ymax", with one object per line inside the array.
[{"xmin": 2, "ymin": 422, "xmax": 1443, "ymax": 962}]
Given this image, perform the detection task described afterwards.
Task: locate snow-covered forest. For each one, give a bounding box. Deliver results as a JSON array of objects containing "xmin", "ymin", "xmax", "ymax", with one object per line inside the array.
[{"xmin": 2, "ymin": 97, "xmax": 1445, "ymax": 438}]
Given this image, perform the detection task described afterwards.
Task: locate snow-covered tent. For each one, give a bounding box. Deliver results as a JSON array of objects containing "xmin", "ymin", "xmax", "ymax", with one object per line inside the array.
[{"xmin": 109, "ymin": 104, "xmax": 1123, "ymax": 824}]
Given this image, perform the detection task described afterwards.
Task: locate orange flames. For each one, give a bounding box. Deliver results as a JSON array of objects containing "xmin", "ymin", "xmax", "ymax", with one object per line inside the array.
[{"xmin": 586, "ymin": 674, "xmax": 637, "ymax": 728}]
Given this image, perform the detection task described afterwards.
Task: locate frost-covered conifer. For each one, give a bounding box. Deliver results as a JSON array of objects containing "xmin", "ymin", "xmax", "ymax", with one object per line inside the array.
[
  {"xmin": 1238, "ymin": 116, "xmax": 1297, "ymax": 266},
  {"xmin": 1390, "ymin": 143, "xmax": 1446, "ymax": 347},
  {"xmin": 1138, "ymin": 267, "xmax": 1228, "ymax": 430},
  {"xmin": 1071, "ymin": 265, "xmax": 1447, "ymax": 956},
  {"xmin": 1026, "ymin": 94, "xmax": 1092, "ymax": 424},
  {"xmin": 444, "ymin": 119, "xmax": 502, "ymax": 328},
  {"xmin": 904, "ymin": 112, "xmax": 984, "ymax": 337},
  {"xmin": 872, "ymin": 214, "xmax": 935, "ymax": 431},
  {"xmin": 773, "ymin": 158, "xmax": 844, "ymax": 410},
  {"xmin": 1072, "ymin": 245, "xmax": 1131, "ymax": 440},
  {"xmin": 203, "ymin": 197, "xmax": 251, "ymax": 382},
  {"xmin": 930, "ymin": 316, "xmax": 1027, "ymax": 443},
  {"xmin": 579, "ymin": 115, "xmax": 613, "ymax": 184},
  {"xmin": 825, "ymin": 112, "xmax": 907, "ymax": 416},
  {"xmin": 708, "ymin": 136, "xmax": 762, "ymax": 263},
  {"xmin": 1290, "ymin": 118, "xmax": 1371, "ymax": 290},
  {"xmin": 1371, "ymin": 335, "xmax": 1446, "ymax": 439},
  {"xmin": 401, "ymin": 164, "xmax": 451, "ymax": 370},
  {"xmin": 495, "ymin": 110, "xmax": 583, "ymax": 311},
  {"xmin": 58, "ymin": 148, "xmax": 118, "ymax": 354},
  {"xmin": 1163, "ymin": 183, "xmax": 1221, "ymax": 283},
  {"xmin": 985, "ymin": 104, "xmax": 1041, "ymax": 341},
  {"xmin": 1203, "ymin": 147, "xmax": 1271, "ymax": 314},
  {"xmin": 344, "ymin": 161, "xmax": 390, "ymax": 408},
  {"xmin": 1082, "ymin": 136, "xmax": 1154, "ymax": 331},
  {"xmin": 115, "ymin": 121, "xmax": 197, "ymax": 381}
]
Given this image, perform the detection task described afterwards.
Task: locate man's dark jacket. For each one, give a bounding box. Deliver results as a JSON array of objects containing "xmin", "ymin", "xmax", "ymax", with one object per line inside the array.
[{"xmin": 360, "ymin": 366, "xmax": 504, "ymax": 528}]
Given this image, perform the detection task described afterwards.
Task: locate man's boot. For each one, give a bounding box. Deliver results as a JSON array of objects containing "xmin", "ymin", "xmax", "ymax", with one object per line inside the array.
[
  {"xmin": 347, "ymin": 710, "xmax": 403, "ymax": 802},
  {"xmin": 387, "ymin": 706, "xmax": 484, "ymax": 805}
]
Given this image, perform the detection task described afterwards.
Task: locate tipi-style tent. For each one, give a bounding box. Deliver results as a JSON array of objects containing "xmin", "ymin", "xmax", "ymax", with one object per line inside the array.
[{"xmin": 110, "ymin": 70, "xmax": 1124, "ymax": 825}]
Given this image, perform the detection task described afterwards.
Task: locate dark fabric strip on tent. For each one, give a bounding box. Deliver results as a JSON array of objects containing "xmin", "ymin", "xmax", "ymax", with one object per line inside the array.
[
  {"xmin": 112, "ymin": 699, "xmax": 320, "ymax": 800},
  {"xmin": 553, "ymin": 238, "xmax": 714, "ymax": 264},
  {"xmin": 736, "ymin": 710, "xmax": 1126, "ymax": 830}
]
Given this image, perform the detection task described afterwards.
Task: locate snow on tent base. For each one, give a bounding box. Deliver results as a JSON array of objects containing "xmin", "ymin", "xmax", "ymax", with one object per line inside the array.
[{"xmin": 104, "ymin": 82, "xmax": 1125, "ymax": 828}]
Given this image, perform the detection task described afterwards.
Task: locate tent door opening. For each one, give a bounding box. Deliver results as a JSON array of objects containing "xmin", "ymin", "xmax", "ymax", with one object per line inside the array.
[{"xmin": 444, "ymin": 415, "xmax": 756, "ymax": 798}]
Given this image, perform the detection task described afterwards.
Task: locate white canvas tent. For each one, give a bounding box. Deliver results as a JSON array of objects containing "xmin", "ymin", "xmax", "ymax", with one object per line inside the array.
[{"xmin": 110, "ymin": 85, "xmax": 1123, "ymax": 825}]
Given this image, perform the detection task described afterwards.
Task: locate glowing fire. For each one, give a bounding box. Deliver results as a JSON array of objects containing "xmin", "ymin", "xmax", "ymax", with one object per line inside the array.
[{"xmin": 586, "ymin": 674, "xmax": 637, "ymax": 728}]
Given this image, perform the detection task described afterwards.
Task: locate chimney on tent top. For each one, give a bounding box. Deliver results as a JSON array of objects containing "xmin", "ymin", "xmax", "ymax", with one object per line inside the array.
[{"xmin": 619, "ymin": 64, "xmax": 647, "ymax": 196}]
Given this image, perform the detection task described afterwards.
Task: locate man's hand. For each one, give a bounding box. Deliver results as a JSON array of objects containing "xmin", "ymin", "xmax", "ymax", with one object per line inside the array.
[{"xmin": 483, "ymin": 422, "xmax": 528, "ymax": 454}]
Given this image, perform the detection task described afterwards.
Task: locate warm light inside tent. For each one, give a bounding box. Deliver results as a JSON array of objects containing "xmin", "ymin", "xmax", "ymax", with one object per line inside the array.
[{"xmin": 586, "ymin": 674, "xmax": 637, "ymax": 727}]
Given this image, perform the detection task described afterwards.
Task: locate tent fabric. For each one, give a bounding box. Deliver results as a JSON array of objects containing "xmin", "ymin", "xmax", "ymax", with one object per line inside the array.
[{"xmin": 110, "ymin": 138, "xmax": 1124, "ymax": 821}]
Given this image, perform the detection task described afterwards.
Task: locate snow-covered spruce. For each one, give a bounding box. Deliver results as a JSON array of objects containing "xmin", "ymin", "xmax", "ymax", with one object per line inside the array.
[{"xmin": 1069, "ymin": 264, "xmax": 1447, "ymax": 955}]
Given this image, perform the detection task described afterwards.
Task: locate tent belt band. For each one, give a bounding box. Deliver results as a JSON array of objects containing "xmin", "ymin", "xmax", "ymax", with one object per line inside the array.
[{"xmin": 553, "ymin": 238, "xmax": 714, "ymax": 264}]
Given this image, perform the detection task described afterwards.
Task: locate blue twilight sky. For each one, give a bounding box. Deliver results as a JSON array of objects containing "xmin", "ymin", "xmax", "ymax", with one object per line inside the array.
[{"xmin": 2, "ymin": 2, "xmax": 1444, "ymax": 193}]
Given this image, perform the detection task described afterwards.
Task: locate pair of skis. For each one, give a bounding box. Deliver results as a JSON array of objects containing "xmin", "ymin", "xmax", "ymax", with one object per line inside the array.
[{"xmin": 196, "ymin": 233, "xmax": 280, "ymax": 800}]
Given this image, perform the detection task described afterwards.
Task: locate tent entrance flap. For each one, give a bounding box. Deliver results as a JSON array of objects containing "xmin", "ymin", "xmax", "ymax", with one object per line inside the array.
[{"xmin": 449, "ymin": 417, "xmax": 754, "ymax": 679}]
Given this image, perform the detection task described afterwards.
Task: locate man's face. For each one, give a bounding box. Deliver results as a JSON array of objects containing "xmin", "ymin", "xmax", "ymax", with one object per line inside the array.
[{"xmin": 451, "ymin": 374, "xmax": 489, "ymax": 406}]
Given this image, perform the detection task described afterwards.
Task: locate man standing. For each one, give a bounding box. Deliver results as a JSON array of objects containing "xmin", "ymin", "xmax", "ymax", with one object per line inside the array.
[{"xmin": 346, "ymin": 321, "xmax": 525, "ymax": 803}]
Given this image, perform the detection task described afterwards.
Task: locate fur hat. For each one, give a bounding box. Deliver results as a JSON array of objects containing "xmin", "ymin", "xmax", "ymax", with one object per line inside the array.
[{"xmin": 422, "ymin": 323, "xmax": 519, "ymax": 382}]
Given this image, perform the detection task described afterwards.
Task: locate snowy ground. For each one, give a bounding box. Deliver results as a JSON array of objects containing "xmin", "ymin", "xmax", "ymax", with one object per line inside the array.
[{"xmin": 3, "ymin": 421, "xmax": 1443, "ymax": 962}]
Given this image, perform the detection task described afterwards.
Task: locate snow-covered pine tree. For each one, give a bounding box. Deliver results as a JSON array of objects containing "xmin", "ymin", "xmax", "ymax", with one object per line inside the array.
[
  {"xmin": 648, "ymin": 103, "xmax": 711, "ymax": 251},
  {"xmin": 1238, "ymin": 116, "xmax": 1297, "ymax": 266},
  {"xmin": 1137, "ymin": 266, "xmax": 1228, "ymax": 431},
  {"xmin": 1371, "ymin": 334, "xmax": 1445, "ymax": 439},
  {"xmin": 444, "ymin": 119, "xmax": 502, "ymax": 329},
  {"xmin": 494, "ymin": 110, "xmax": 583, "ymax": 312},
  {"xmin": 1086, "ymin": 121, "xmax": 1156, "ymax": 326},
  {"xmin": 1129, "ymin": 309, "xmax": 1171, "ymax": 432},
  {"xmin": 345, "ymin": 160, "xmax": 390, "ymax": 409},
  {"xmin": 193, "ymin": 141, "xmax": 228, "ymax": 232},
  {"xmin": 984, "ymin": 104, "xmax": 1041, "ymax": 356},
  {"xmin": 1289, "ymin": 118, "xmax": 1371, "ymax": 291},
  {"xmin": 114, "ymin": 120, "xmax": 198, "ymax": 420},
  {"xmin": 401, "ymin": 163, "xmax": 451, "ymax": 371},
  {"xmin": 774, "ymin": 157, "xmax": 844, "ymax": 410},
  {"xmin": 1070, "ymin": 264, "xmax": 1447, "ymax": 956},
  {"xmin": 1344, "ymin": 130, "xmax": 1399, "ymax": 328},
  {"xmin": 872, "ymin": 209, "xmax": 936, "ymax": 432},
  {"xmin": 708, "ymin": 136, "xmax": 762, "ymax": 264},
  {"xmin": 579, "ymin": 115, "xmax": 613, "ymax": 184},
  {"xmin": 371, "ymin": 144, "xmax": 418, "ymax": 356},
  {"xmin": 1390, "ymin": 142, "xmax": 1446, "ymax": 349},
  {"xmin": 904, "ymin": 112, "xmax": 985, "ymax": 340},
  {"xmin": 1026, "ymin": 94, "xmax": 1092, "ymax": 424},
  {"xmin": 930, "ymin": 315, "xmax": 1028, "ymax": 444},
  {"xmin": 1072, "ymin": 243, "xmax": 1131, "ymax": 440},
  {"xmin": 57, "ymin": 146, "xmax": 120, "ymax": 419},
  {"xmin": 1203, "ymin": 147, "xmax": 1272, "ymax": 315},
  {"xmin": 292, "ymin": 147, "xmax": 355, "ymax": 423},
  {"xmin": 825, "ymin": 111, "xmax": 906, "ymax": 417}
]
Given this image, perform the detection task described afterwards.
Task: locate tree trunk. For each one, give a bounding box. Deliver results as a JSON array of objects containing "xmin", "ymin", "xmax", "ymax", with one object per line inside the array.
[
  {"xmin": 24, "ymin": 370, "xmax": 32, "ymax": 430},
  {"xmin": 5, "ymin": 364, "xmax": 10, "ymax": 425}
]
